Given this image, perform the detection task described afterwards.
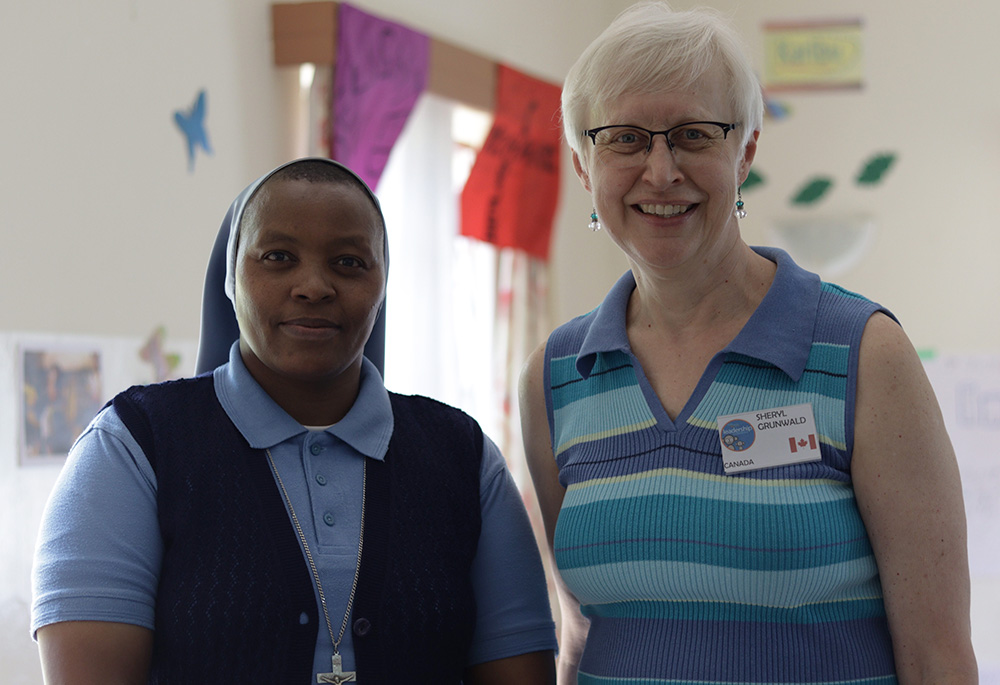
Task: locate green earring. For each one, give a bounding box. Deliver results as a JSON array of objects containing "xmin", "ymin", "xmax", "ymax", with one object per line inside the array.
[{"xmin": 589, "ymin": 210, "xmax": 601, "ymax": 231}]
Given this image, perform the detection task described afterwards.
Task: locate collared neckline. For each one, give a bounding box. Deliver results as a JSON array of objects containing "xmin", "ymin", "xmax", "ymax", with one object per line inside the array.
[
  {"xmin": 214, "ymin": 342, "xmax": 394, "ymax": 460},
  {"xmin": 575, "ymin": 246, "xmax": 820, "ymax": 383}
]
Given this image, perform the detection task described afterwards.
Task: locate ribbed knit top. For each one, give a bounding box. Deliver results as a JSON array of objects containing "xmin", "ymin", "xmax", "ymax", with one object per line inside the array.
[{"xmin": 544, "ymin": 248, "xmax": 899, "ymax": 684}]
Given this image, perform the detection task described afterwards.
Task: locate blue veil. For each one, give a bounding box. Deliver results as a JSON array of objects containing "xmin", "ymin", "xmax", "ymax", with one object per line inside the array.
[{"xmin": 194, "ymin": 158, "xmax": 387, "ymax": 376}]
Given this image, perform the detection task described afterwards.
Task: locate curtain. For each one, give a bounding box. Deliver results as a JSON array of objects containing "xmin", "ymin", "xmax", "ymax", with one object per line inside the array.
[{"xmin": 493, "ymin": 249, "xmax": 549, "ymax": 488}]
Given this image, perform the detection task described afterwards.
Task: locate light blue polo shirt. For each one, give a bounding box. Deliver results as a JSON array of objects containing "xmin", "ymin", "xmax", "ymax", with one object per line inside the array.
[{"xmin": 32, "ymin": 343, "xmax": 557, "ymax": 676}]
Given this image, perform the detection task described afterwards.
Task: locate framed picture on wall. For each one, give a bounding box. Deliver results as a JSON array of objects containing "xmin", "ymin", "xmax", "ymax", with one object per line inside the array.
[{"xmin": 18, "ymin": 342, "xmax": 103, "ymax": 465}]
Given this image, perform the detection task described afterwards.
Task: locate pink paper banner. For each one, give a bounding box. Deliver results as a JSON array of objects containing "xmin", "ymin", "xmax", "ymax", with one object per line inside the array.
[{"xmin": 332, "ymin": 4, "xmax": 430, "ymax": 189}]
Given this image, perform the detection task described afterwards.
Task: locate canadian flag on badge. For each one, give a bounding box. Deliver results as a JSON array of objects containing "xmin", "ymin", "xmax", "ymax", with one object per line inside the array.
[{"xmin": 789, "ymin": 435, "xmax": 817, "ymax": 453}]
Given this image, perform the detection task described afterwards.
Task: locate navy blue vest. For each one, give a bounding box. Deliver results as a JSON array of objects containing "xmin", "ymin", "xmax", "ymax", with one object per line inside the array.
[{"xmin": 113, "ymin": 374, "xmax": 483, "ymax": 684}]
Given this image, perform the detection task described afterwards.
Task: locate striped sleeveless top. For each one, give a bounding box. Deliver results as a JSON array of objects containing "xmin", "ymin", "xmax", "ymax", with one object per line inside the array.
[{"xmin": 545, "ymin": 248, "xmax": 898, "ymax": 684}]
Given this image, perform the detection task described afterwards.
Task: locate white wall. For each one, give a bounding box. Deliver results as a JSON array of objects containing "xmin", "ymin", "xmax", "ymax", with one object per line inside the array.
[{"xmin": 2, "ymin": 0, "xmax": 997, "ymax": 681}]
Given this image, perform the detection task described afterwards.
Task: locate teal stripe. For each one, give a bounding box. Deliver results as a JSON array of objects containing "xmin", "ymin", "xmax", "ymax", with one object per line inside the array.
[
  {"xmin": 556, "ymin": 494, "xmax": 871, "ymax": 570},
  {"xmin": 579, "ymin": 674, "xmax": 897, "ymax": 685},
  {"xmin": 551, "ymin": 352, "xmax": 637, "ymax": 410},
  {"xmin": 553, "ymin": 385, "xmax": 655, "ymax": 453},
  {"xmin": 561, "ymin": 469, "xmax": 854, "ymax": 507},
  {"xmin": 726, "ymin": 344, "xmax": 850, "ymax": 380},
  {"xmin": 582, "ymin": 596, "xmax": 886, "ymax": 624},
  {"xmin": 714, "ymin": 358, "xmax": 847, "ymax": 399},
  {"xmin": 694, "ymin": 381, "xmax": 846, "ymax": 419},
  {"xmin": 556, "ymin": 534, "xmax": 874, "ymax": 571},
  {"xmin": 822, "ymin": 281, "xmax": 869, "ymax": 302},
  {"xmin": 806, "ymin": 342, "xmax": 852, "ymax": 375},
  {"xmin": 558, "ymin": 557, "xmax": 883, "ymax": 608}
]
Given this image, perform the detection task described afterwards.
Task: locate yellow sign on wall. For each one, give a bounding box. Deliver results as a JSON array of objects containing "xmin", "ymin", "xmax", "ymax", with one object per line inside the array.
[{"xmin": 763, "ymin": 19, "xmax": 863, "ymax": 91}]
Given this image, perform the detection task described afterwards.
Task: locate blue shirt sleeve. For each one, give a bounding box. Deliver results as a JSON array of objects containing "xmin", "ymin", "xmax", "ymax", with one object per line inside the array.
[
  {"xmin": 466, "ymin": 434, "xmax": 558, "ymax": 664},
  {"xmin": 31, "ymin": 406, "xmax": 162, "ymax": 636}
]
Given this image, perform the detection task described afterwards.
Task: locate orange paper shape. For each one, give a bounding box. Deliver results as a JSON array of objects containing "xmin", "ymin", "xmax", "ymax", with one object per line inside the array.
[{"xmin": 461, "ymin": 65, "xmax": 561, "ymax": 261}]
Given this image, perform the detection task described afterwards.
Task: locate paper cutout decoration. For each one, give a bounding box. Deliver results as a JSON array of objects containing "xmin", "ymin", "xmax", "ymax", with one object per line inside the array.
[
  {"xmin": 140, "ymin": 326, "xmax": 181, "ymax": 382},
  {"xmin": 461, "ymin": 65, "xmax": 562, "ymax": 261},
  {"xmin": 856, "ymin": 152, "xmax": 896, "ymax": 186},
  {"xmin": 787, "ymin": 151, "xmax": 898, "ymax": 206},
  {"xmin": 791, "ymin": 177, "xmax": 834, "ymax": 205},
  {"xmin": 770, "ymin": 215, "xmax": 873, "ymax": 276},
  {"xmin": 332, "ymin": 4, "xmax": 429, "ymax": 190},
  {"xmin": 763, "ymin": 95, "xmax": 791, "ymax": 120},
  {"xmin": 742, "ymin": 168, "xmax": 765, "ymax": 191},
  {"xmin": 174, "ymin": 89, "xmax": 212, "ymax": 172}
]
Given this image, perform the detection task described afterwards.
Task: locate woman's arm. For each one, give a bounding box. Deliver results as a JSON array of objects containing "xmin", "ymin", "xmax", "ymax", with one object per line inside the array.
[
  {"xmin": 31, "ymin": 409, "xmax": 162, "ymax": 684},
  {"xmin": 464, "ymin": 433, "xmax": 557, "ymax": 682},
  {"xmin": 519, "ymin": 342, "xmax": 591, "ymax": 685},
  {"xmin": 37, "ymin": 621, "xmax": 153, "ymax": 685},
  {"xmin": 852, "ymin": 313, "xmax": 978, "ymax": 683}
]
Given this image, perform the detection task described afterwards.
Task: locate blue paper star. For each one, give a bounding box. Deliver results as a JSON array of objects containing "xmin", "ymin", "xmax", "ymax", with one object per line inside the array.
[{"xmin": 174, "ymin": 89, "xmax": 212, "ymax": 171}]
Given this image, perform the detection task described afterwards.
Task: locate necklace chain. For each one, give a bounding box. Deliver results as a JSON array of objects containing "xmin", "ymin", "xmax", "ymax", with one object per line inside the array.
[{"xmin": 265, "ymin": 448, "xmax": 366, "ymax": 653}]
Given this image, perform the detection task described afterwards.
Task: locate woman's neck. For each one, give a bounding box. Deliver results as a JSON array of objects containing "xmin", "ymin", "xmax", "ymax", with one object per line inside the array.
[
  {"xmin": 626, "ymin": 241, "xmax": 775, "ymax": 342},
  {"xmin": 245, "ymin": 361, "xmax": 363, "ymax": 427}
]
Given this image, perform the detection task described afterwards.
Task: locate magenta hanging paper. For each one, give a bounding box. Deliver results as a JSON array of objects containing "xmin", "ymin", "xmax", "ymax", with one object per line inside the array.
[{"xmin": 332, "ymin": 4, "xmax": 429, "ymax": 189}]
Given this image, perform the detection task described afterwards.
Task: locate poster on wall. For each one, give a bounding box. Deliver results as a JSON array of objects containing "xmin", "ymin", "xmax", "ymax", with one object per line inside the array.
[
  {"xmin": 19, "ymin": 344, "xmax": 103, "ymax": 465},
  {"xmin": 922, "ymin": 353, "xmax": 1000, "ymax": 578},
  {"xmin": 763, "ymin": 18, "xmax": 863, "ymax": 91}
]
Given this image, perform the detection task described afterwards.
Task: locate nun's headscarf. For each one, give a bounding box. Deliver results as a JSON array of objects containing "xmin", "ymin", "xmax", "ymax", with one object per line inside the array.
[{"xmin": 195, "ymin": 157, "xmax": 388, "ymax": 375}]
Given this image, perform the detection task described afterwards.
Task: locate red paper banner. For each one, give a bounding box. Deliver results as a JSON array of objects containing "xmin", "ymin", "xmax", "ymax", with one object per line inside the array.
[{"xmin": 461, "ymin": 65, "xmax": 562, "ymax": 261}]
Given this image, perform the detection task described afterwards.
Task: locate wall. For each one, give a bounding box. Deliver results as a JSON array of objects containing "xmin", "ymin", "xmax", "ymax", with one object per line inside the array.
[{"xmin": 2, "ymin": 0, "xmax": 997, "ymax": 680}]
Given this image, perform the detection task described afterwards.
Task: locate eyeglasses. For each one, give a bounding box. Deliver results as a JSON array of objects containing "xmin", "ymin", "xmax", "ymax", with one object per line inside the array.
[{"xmin": 583, "ymin": 121, "xmax": 738, "ymax": 168}]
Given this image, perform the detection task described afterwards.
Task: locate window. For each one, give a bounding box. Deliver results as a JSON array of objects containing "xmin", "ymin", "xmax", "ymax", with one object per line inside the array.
[{"xmin": 377, "ymin": 94, "xmax": 502, "ymax": 438}]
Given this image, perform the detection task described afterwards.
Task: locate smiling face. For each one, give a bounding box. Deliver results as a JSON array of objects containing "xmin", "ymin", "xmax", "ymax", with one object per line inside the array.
[
  {"xmin": 234, "ymin": 177, "xmax": 386, "ymax": 409},
  {"xmin": 574, "ymin": 62, "xmax": 757, "ymax": 275}
]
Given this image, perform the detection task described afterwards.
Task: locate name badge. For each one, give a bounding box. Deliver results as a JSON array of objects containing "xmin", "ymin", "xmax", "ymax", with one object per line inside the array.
[{"xmin": 717, "ymin": 403, "xmax": 821, "ymax": 474}]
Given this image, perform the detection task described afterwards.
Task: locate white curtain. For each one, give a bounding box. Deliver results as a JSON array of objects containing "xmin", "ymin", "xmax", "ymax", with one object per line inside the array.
[{"xmin": 378, "ymin": 93, "xmax": 501, "ymax": 439}]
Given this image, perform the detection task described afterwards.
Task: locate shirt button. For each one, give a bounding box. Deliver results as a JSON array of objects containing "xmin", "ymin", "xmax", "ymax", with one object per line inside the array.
[
  {"xmin": 315, "ymin": 474, "xmax": 328, "ymax": 486},
  {"xmin": 323, "ymin": 512, "xmax": 335, "ymax": 526},
  {"xmin": 310, "ymin": 444, "xmax": 323, "ymax": 455},
  {"xmin": 352, "ymin": 617, "xmax": 372, "ymax": 636}
]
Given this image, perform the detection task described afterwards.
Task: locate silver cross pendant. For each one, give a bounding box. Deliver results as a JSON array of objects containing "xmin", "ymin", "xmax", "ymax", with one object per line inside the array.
[{"xmin": 317, "ymin": 653, "xmax": 356, "ymax": 684}]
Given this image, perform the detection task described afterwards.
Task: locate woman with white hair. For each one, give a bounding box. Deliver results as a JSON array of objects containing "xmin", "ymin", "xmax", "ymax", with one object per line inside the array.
[{"xmin": 519, "ymin": 3, "xmax": 977, "ymax": 683}]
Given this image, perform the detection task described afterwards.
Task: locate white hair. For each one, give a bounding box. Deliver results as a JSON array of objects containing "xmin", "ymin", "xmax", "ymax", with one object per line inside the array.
[{"xmin": 562, "ymin": 1, "xmax": 763, "ymax": 156}]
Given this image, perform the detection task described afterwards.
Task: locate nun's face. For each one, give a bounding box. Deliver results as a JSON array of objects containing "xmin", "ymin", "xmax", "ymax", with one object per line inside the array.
[{"xmin": 234, "ymin": 178, "xmax": 385, "ymax": 401}]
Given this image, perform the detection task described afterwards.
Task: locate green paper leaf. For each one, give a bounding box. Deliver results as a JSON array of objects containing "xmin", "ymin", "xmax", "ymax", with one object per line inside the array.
[
  {"xmin": 856, "ymin": 153, "xmax": 897, "ymax": 185},
  {"xmin": 742, "ymin": 168, "xmax": 765, "ymax": 191},
  {"xmin": 791, "ymin": 177, "xmax": 833, "ymax": 205}
]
